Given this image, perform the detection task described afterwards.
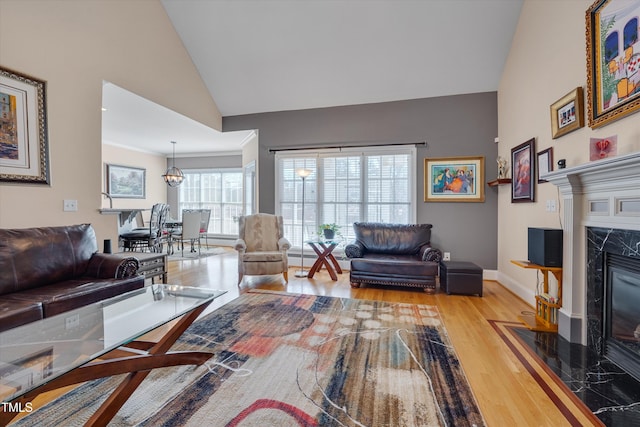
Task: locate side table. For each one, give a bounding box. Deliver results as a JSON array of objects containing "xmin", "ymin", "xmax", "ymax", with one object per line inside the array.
[
  {"xmin": 306, "ymin": 241, "xmax": 343, "ymax": 280},
  {"xmin": 113, "ymin": 252, "xmax": 167, "ymax": 284}
]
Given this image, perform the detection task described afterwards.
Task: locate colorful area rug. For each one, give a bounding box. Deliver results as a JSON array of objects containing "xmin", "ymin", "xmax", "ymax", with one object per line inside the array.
[{"xmin": 17, "ymin": 291, "xmax": 485, "ymax": 426}]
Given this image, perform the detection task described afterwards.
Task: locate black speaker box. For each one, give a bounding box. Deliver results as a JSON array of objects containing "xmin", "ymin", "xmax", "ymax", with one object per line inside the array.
[{"xmin": 528, "ymin": 227, "xmax": 563, "ymax": 267}]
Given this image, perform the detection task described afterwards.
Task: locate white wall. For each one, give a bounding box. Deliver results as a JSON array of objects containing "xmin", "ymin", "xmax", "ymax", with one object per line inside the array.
[
  {"xmin": 497, "ymin": 0, "xmax": 640, "ymax": 305},
  {"xmin": 0, "ymin": 0, "xmax": 221, "ymax": 245}
]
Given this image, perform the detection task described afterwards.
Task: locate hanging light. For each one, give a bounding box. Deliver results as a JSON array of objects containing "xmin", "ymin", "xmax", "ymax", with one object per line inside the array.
[{"xmin": 162, "ymin": 141, "xmax": 184, "ymax": 187}]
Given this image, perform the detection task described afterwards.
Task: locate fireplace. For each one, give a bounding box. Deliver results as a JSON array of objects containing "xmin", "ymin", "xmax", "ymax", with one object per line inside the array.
[
  {"xmin": 586, "ymin": 227, "xmax": 640, "ymax": 381},
  {"xmin": 605, "ymin": 252, "xmax": 640, "ymax": 381}
]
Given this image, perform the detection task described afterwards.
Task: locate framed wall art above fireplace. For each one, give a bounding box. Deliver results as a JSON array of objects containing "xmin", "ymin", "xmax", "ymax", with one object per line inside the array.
[{"xmin": 586, "ymin": 0, "xmax": 640, "ymax": 128}]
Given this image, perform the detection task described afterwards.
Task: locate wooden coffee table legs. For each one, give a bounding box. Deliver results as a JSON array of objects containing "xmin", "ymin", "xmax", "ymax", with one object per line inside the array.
[
  {"xmin": 307, "ymin": 242, "xmax": 342, "ymax": 280},
  {"xmin": 0, "ymin": 301, "xmax": 213, "ymax": 427}
]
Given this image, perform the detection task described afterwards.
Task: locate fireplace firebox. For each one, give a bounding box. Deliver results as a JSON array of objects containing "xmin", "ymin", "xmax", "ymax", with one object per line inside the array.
[{"xmin": 604, "ymin": 252, "xmax": 640, "ymax": 381}]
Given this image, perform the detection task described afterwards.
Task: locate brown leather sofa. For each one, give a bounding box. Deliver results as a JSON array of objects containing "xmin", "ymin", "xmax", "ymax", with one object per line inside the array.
[
  {"xmin": 345, "ymin": 222, "xmax": 442, "ymax": 292},
  {"xmin": 0, "ymin": 224, "xmax": 144, "ymax": 332}
]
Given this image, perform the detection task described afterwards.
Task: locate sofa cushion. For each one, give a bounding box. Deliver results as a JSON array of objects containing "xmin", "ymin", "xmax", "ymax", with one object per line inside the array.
[
  {"xmin": 0, "ymin": 224, "xmax": 98, "ymax": 294},
  {"xmin": 353, "ymin": 222, "xmax": 432, "ymax": 255},
  {"xmin": 350, "ymin": 257, "xmax": 438, "ymax": 277},
  {"xmin": 4, "ymin": 275, "xmax": 144, "ymax": 318},
  {"xmin": 242, "ymin": 251, "xmax": 285, "ymax": 263},
  {"xmin": 0, "ymin": 299, "xmax": 44, "ymax": 333}
]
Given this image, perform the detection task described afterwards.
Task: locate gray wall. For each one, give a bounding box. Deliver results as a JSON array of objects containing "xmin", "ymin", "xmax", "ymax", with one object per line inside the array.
[{"xmin": 223, "ymin": 92, "xmax": 498, "ymax": 269}]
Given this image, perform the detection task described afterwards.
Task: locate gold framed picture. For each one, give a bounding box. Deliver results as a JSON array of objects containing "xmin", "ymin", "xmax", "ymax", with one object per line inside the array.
[
  {"xmin": 550, "ymin": 87, "xmax": 585, "ymax": 139},
  {"xmin": 424, "ymin": 156, "xmax": 485, "ymax": 203}
]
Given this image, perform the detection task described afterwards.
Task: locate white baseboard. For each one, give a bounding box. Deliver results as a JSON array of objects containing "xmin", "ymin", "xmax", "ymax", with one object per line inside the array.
[{"xmin": 495, "ymin": 270, "xmax": 536, "ymax": 307}]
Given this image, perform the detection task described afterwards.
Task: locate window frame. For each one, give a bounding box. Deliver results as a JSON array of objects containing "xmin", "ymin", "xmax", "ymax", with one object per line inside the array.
[{"xmin": 275, "ymin": 145, "xmax": 417, "ymax": 248}]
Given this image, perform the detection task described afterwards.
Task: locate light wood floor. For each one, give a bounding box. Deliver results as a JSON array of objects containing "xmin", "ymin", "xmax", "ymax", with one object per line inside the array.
[
  {"xmin": 169, "ymin": 249, "xmax": 602, "ymax": 427},
  {"xmin": 13, "ymin": 249, "xmax": 600, "ymax": 426}
]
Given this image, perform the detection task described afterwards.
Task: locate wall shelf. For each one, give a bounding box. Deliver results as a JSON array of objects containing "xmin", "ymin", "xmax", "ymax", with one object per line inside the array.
[{"xmin": 487, "ymin": 178, "xmax": 511, "ymax": 187}]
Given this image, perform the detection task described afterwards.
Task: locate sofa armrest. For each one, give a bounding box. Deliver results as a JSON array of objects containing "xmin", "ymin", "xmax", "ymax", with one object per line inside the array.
[
  {"xmin": 234, "ymin": 238, "xmax": 246, "ymax": 253},
  {"xmin": 85, "ymin": 254, "xmax": 140, "ymax": 279},
  {"xmin": 345, "ymin": 241, "xmax": 365, "ymax": 258},
  {"xmin": 278, "ymin": 237, "xmax": 291, "ymax": 251},
  {"xmin": 420, "ymin": 246, "xmax": 443, "ymax": 262}
]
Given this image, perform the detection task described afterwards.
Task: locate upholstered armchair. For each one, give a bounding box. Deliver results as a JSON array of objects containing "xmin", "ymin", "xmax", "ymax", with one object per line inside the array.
[{"xmin": 234, "ymin": 214, "xmax": 291, "ymax": 284}]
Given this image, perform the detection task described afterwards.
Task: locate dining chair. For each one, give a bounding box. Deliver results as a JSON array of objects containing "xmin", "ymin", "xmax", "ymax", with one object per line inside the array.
[
  {"xmin": 120, "ymin": 203, "xmax": 169, "ymax": 252},
  {"xmin": 199, "ymin": 209, "xmax": 211, "ymax": 248},
  {"xmin": 177, "ymin": 210, "xmax": 203, "ymax": 256}
]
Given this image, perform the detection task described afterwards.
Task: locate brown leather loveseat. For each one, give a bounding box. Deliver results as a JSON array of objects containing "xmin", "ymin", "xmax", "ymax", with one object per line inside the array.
[
  {"xmin": 345, "ymin": 222, "xmax": 442, "ymax": 292},
  {"xmin": 0, "ymin": 224, "xmax": 144, "ymax": 332}
]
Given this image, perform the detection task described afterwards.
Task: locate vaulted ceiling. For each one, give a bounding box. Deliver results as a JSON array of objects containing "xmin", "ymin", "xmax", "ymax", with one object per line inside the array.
[{"xmin": 103, "ymin": 1, "xmax": 523, "ymax": 155}]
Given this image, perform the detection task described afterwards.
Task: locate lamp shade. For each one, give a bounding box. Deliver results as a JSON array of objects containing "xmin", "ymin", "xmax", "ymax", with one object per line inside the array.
[{"xmin": 296, "ymin": 168, "xmax": 312, "ymax": 178}]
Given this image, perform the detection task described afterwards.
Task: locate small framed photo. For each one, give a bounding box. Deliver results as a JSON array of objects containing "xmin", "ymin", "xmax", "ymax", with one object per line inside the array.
[
  {"xmin": 106, "ymin": 164, "xmax": 146, "ymax": 198},
  {"xmin": 511, "ymin": 138, "xmax": 535, "ymax": 203},
  {"xmin": 537, "ymin": 147, "xmax": 553, "ymax": 183},
  {"xmin": 424, "ymin": 156, "xmax": 485, "ymax": 202},
  {"xmin": 550, "ymin": 87, "xmax": 584, "ymax": 139},
  {"xmin": 0, "ymin": 67, "xmax": 50, "ymax": 184}
]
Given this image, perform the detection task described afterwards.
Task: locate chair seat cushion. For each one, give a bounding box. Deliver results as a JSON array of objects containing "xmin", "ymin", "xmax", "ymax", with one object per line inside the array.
[{"xmin": 242, "ymin": 251, "xmax": 284, "ymax": 263}]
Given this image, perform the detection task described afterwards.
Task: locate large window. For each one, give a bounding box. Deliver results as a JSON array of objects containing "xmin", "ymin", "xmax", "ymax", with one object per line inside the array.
[
  {"xmin": 276, "ymin": 146, "xmax": 415, "ymax": 247},
  {"xmin": 178, "ymin": 169, "xmax": 243, "ymax": 236}
]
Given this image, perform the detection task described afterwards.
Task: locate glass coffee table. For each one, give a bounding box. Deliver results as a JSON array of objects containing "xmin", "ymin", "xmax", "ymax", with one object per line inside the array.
[{"xmin": 0, "ymin": 285, "xmax": 226, "ymax": 426}]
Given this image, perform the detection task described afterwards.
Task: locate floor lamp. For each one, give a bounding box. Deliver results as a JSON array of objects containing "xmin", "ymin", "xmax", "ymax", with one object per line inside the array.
[{"xmin": 295, "ymin": 168, "xmax": 312, "ymax": 278}]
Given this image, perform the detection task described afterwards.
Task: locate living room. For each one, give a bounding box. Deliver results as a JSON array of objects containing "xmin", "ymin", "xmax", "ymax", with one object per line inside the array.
[{"xmin": 2, "ymin": 0, "xmax": 640, "ymax": 425}]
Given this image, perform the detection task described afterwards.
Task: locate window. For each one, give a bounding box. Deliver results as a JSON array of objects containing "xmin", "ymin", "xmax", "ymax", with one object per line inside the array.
[
  {"xmin": 178, "ymin": 169, "xmax": 243, "ymax": 236},
  {"xmin": 276, "ymin": 146, "xmax": 415, "ymax": 246}
]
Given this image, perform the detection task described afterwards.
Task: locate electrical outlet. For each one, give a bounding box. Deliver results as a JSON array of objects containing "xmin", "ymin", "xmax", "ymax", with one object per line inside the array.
[
  {"xmin": 443, "ymin": 252, "xmax": 451, "ymax": 261},
  {"xmin": 63, "ymin": 199, "xmax": 78, "ymax": 212},
  {"xmin": 65, "ymin": 314, "xmax": 80, "ymax": 330}
]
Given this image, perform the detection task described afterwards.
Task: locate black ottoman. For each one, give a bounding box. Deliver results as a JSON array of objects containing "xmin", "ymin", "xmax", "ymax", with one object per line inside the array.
[{"xmin": 439, "ymin": 261, "xmax": 483, "ymax": 296}]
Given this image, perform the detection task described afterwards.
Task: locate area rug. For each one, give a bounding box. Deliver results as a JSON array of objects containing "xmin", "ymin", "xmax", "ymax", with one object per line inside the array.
[
  {"xmin": 168, "ymin": 246, "xmax": 227, "ymax": 261},
  {"xmin": 16, "ymin": 291, "xmax": 485, "ymax": 426}
]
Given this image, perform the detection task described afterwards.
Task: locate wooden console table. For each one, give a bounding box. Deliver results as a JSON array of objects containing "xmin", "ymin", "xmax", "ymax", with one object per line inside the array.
[{"xmin": 511, "ymin": 260, "xmax": 563, "ymax": 333}]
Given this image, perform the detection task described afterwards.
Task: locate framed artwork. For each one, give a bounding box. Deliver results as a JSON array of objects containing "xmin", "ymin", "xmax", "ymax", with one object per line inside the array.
[
  {"xmin": 106, "ymin": 164, "xmax": 146, "ymax": 198},
  {"xmin": 511, "ymin": 138, "xmax": 535, "ymax": 203},
  {"xmin": 586, "ymin": 0, "xmax": 640, "ymax": 128},
  {"xmin": 550, "ymin": 87, "xmax": 585, "ymax": 138},
  {"xmin": 0, "ymin": 67, "xmax": 50, "ymax": 184},
  {"xmin": 424, "ymin": 156, "xmax": 485, "ymax": 202},
  {"xmin": 537, "ymin": 147, "xmax": 553, "ymax": 183}
]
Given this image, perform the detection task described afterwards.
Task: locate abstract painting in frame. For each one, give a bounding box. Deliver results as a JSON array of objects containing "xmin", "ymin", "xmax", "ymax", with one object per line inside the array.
[
  {"xmin": 106, "ymin": 164, "xmax": 146, "ymax": 199},
  {"xmin": 511, "ymin": 138, "xmax": 535, "ymax": 203},
  {"xmin": 424, "ymin": 156, "xmax": 485, "ymax": 202},
  {"xmin": 586, "ymin": 0, "xmax": 640, "ymax": 128},
  {"xmin": 550, "ymin": 87, "xmax": 585, "ymax": 138},
  {"xmin": 0, "ymin": 67, "xmax": 50, "ymax": 184}
]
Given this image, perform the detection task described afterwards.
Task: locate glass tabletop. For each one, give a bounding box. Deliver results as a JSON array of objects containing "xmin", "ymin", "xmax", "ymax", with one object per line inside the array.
[{"xmin": 0, "ymin": 285, "xmax": 226, "ymax": 402}]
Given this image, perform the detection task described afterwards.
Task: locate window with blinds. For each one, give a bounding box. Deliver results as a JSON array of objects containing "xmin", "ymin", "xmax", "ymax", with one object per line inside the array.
[
  {"xmin": 276, "ymin": 146, "xmax": 416, "ymax": 247},
  {"xmin": 178, "ymin": 169, "xmax": 243, "ymax": 236}
]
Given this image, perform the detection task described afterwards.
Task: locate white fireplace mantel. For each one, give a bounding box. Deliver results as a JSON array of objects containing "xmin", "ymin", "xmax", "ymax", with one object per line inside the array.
[{"xmin": 543, "ymin": 151, "xmax": 640, "ymax": 344}]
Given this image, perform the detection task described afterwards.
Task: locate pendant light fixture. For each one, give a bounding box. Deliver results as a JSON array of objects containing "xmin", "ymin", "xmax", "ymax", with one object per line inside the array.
[{"xmin": 162, "ymin": 140, "xmax": 184, "ymax": 187}]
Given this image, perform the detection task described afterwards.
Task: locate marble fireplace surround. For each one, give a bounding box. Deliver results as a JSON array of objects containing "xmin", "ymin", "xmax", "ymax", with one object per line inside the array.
[{"xmin": 545, "ymin": 151, "xmax": 640, "ymax": 345}]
